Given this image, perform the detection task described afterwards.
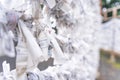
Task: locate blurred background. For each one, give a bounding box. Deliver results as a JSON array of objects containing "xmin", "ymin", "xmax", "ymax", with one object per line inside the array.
[{"xmin": 97, "ymin": 0, "xmax": 120, "ymax": 80}]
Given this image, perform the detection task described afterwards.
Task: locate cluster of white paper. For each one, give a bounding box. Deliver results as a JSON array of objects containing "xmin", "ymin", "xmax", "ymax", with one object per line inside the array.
[{"xmin": 0, "ymin": 0, "xmax": 101, "ymax": 80}]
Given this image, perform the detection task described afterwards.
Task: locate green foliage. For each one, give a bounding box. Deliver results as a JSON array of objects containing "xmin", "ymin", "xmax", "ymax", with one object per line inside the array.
[
  {"xmin": 113, "ymin": 62, "xmax": 120, "ymax": 69},
  {"xmin": 102, "ymin": 0, "xmax": 108, "ymax": 8},
  {"xmin": 100, "ymin": 49, "xmax": 120, "ymax": 69},
  {"xmin": 107, "ymin": 59, "xmax": 120, "ymax": 69},
  {"xmin": 102, "ymin": 0, "xmax": 120, "ymax": 8},
  {"xmin": 100, "ymin": 49, "xmax": 110, "ymax": 60},
  {"xmin": 117, "ymin": 9, "xmax": 120, "ymax": 15}
]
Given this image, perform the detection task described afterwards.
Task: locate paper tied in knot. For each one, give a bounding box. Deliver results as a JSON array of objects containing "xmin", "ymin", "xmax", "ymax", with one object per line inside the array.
[
  {"xmin": 6, "ymin": 11, "xmax": 18, "ymax": 31},
  {"xmin": 0, "ymin": 5, "xmax": 8, "ymax": 24},
  {"xmin": 27, "ymin": 72, "xmax": 39, "ymax": 80}
]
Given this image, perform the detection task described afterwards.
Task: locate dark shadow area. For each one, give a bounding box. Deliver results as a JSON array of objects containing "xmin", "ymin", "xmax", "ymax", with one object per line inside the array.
[
  {"xmin": 0, "ymin": 56, "xmax": 16, "ymax": 72},
  {"xmin": 38, "ymin": 58, "xmax": 54, "ymax": 71}
]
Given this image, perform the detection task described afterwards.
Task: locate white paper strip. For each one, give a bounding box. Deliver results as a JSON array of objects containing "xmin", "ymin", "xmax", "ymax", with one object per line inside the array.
[
  {"xmin": 46, "ymin": 0, "xmax": 56, "ymax": 9},
  {"xmin": 18, "ymin": 20, "xmax": 44, "ymax": 64}
]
